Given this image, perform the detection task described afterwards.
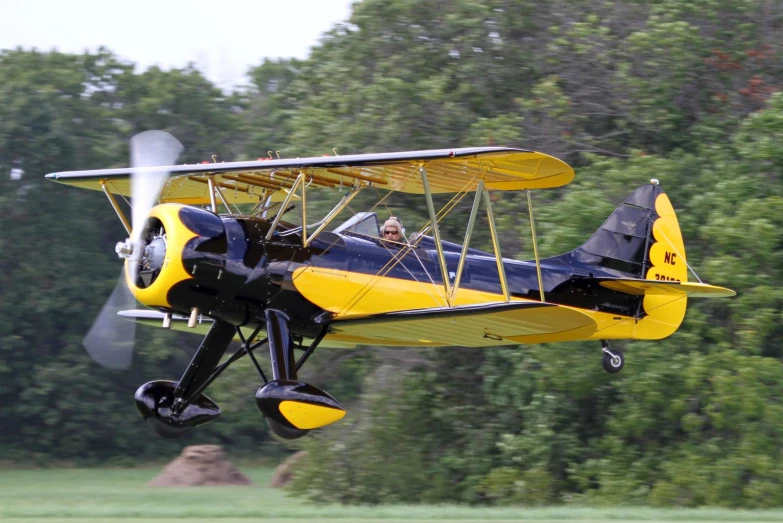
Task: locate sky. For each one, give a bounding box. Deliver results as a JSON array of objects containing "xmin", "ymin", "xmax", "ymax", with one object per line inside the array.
[{"xmin": 0, "ymin": 0, "xmax": 356, "ymax": 89}]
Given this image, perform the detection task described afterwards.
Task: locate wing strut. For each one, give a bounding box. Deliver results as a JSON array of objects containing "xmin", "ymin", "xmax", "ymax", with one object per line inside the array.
[
  {"xmin": 420, "ymin": 165, "xmax": 452, "ymax": 306},
  {"xmin": 207, "ymin": 176, "xmax": 219, "ymax": 212},
  {"xmin": 484, "ymin": 189, "xmax": 510, "ymax": 302},
  {"xmin": 212, "ymin": 178, "xmax": 232, "ymax": 213},
  {"xmin": 303, "ymin": 186, "xmax": 362, "ymax": 247},
  {"xmin": 266, "ymin": 173, "xmax": 305, "ymax": 240},
  {"xmin": 101, "ymin": 181, "xmax": 132, "ymax": 235},
  {"xmin": 451, "ymin": 180, "xmax": 484, "ymax": 301},
  {"xmin": 527, "ymin": 190, "xmax": 545, "ymax": 302}
]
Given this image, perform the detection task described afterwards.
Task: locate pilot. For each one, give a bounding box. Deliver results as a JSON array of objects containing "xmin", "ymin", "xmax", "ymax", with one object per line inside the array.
[{"xmin": 381, "ymin": 217, "xmax": 404, "ymax": 242}]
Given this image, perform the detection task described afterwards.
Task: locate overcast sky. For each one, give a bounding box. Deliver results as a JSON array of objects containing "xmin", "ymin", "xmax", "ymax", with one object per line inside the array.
[{"xmin": 0, "ymin": 0, "xmax": 356, "ymax": 89}]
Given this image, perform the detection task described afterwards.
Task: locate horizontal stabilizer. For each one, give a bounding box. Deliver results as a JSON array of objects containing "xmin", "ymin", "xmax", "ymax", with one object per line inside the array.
[
  {"xmin": 330, "ymin": 301, "xmax": 597, "ymax": 346},
  {"xmin": 598, "ymin": 279, "xmax": 736, "ymax": 298}
]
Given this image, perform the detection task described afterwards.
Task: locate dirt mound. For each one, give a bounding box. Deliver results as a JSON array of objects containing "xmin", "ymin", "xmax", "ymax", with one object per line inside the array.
[
  {"xmin": 148, "ymin": 445, "xmax": 253, "ymax": 487},
  {"xmin": 270, "ymin": 450, "xmax": 308, "ymax": 488}
]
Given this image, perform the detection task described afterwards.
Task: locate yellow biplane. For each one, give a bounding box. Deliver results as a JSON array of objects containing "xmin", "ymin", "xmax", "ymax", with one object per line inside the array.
[{"xmin": 46, "ymin": 131, "xmax": 734, "ymax": 439}]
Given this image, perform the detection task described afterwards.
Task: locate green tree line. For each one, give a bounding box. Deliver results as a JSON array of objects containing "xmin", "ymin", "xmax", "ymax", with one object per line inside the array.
[{"xmin": 1, "ymin": 0, "xmax": 782, "ymax": 507}]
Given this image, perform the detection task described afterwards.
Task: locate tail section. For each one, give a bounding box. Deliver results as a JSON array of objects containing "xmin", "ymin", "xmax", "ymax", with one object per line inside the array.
[
  {"xmin": 563, "ymin": 183, "xmax": 690, "ymax": 340},
  {"xmin": 545, "ymin": 183, "xmax": 733, "ymax": 340},
  {"xmin": 575, "ymin": 183, "xmax": 687, "ymax": 283}
]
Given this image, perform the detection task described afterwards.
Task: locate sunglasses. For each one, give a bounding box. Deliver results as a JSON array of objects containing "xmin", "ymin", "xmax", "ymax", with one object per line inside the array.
[{"xmin": 383, "ymin": 229, "xmax": 399, "ymax": 235}]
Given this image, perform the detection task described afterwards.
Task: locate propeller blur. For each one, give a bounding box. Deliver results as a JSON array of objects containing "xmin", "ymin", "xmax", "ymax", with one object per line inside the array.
[{"xmin": 83, "ymin": 131, "xmax": 183, "ymax": 370}]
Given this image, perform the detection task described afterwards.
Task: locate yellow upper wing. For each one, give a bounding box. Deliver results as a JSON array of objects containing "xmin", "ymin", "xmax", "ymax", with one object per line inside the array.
[{"xmin": 45, "ymin": 147, "xmax": 574, "ymax": 205}]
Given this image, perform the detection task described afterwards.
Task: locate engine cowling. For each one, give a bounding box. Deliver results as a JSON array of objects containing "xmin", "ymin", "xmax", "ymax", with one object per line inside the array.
[
  {"xmin": 124, "ymin": 204, "xmax": 229, "ymax": 312},
  {"xmin": 120, "ymin": 204, "xmax": 321, "ymax": 329}
]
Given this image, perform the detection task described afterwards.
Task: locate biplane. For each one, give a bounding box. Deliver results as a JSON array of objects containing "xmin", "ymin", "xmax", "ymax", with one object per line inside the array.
[{"xmin": 46, "ymin": 131, "xmax": 735, "ymax": 440}]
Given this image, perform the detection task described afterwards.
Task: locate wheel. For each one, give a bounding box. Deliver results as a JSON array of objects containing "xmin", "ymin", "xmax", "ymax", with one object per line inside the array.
[
  {"xmin": 602, "ymin": 349, "xmax": 625, "ymax": 374},
  {"xmin": 265, "ymin": 416, "xmax": 310, "ymax": 440},
  {"xmin": 135, "ymin": 380, "xmax": 221, "ymax": 439},
  {"xmin": 145, "ymin": 417, "xmax": 192, "ymax": 439}
]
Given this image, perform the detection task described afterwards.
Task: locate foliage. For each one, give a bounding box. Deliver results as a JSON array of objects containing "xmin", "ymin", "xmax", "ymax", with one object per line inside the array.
[
  {"xmin": 284, "ymin": 0, "xmax": 783, "ymax": 508},
  {"xmin": 3, "ymin": 0, "xmax": 783, "ymax": 509}
]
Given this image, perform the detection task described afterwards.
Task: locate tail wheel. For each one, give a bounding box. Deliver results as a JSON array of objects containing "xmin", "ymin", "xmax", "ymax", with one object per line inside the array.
[{"xmin": 602, "ymin": 349, "xmax": 625, "ymax": 373}]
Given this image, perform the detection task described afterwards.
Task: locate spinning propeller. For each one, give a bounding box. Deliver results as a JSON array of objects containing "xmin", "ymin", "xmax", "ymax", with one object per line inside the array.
[{"xmin": 83, "ymin": 131, "xmax": 184, "ymax": 369}]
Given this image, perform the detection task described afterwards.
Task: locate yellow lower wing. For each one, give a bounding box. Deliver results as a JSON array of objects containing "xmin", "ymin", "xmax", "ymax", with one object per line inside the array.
[
  {"xmin": 598, "ymin": 279, "xmax": 736, "ymax": 298},
  {"xmin": 330, "ymin": 302, "xmax": 597, "ymax": 347}
]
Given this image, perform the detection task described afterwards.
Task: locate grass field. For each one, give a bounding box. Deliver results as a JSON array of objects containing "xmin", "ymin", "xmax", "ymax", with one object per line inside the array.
[{"xmin": 1, "ymin": 467, "xmax": 782, "ymax": 523}]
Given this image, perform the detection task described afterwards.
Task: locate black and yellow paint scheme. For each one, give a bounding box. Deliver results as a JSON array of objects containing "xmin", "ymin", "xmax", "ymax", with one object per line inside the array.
[{"xmin": 46, "ymin": 146, "xmax": 734, "ymax": 439}]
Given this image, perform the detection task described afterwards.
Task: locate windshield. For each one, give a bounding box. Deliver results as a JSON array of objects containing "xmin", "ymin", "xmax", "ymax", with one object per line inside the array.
[{"xmin": 333, "ymin": 212, "xmax": 379, "ymax": 237}]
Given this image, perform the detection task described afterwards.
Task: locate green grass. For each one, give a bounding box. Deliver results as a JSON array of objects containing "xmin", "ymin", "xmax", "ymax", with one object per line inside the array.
[{"xmin": 1, "ymin": 467, "xmax": 782, "ymax": 522}]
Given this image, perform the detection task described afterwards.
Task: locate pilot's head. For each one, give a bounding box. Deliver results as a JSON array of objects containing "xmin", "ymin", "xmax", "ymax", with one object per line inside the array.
[{"xmin": 382, "ymin": 217, "xmax": 403, "ymax": 241}]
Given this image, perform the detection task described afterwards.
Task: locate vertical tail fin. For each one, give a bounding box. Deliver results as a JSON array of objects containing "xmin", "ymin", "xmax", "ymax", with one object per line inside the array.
[{"xmin": 574, "ymin": 183, "xmax": 688, "ymax": 283}]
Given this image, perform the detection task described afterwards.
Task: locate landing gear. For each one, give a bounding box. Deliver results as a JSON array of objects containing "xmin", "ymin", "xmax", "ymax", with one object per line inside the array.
[
  {"xmin": 135, "ymin": 381, "xmax": 214, "ymax": 439},
  {"xmin": 135, "ymin": 310, "xmax": 344, "ymax": 440},
  {"xmin": 601, "ymin": 340, "xmax": 624, "ymax": 374},
  {"xmin": 254, "ymin": 310, "xmax": 345, "ymax": 439},
  {"xmin": 135, "ymin": 320, "xmax": 235, "ymax": 438}
]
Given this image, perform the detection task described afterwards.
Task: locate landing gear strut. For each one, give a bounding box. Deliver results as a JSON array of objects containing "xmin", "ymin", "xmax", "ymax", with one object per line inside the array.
[
  {"xmin": 254, "ymin": 310, "xmax": 345, "ymax": 439},
  {"xmin": 601, "ymin": 340, "xmax": 624, "ymax": 374},
  {"xmin": 134, "ymin": 320, "xmax": 236, "ymax": 438},
  {"xmin": 135, "ymin": 311, "xmax": 345, "ymax": 440}
]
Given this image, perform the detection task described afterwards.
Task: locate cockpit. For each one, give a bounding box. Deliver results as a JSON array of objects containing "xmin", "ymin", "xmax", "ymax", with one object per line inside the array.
[
  {"xmin": 271, "ymin": 208, "xmax": 409, "ymax": 249},
  {"xmin": 332, "ymin": 212, "xmax": 380, "ymax": 237}
]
